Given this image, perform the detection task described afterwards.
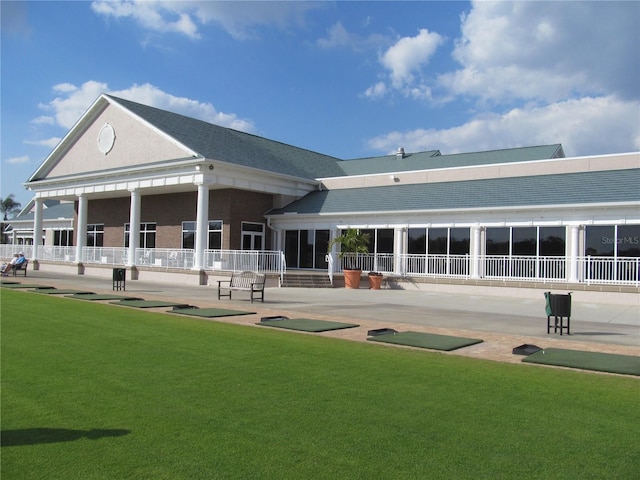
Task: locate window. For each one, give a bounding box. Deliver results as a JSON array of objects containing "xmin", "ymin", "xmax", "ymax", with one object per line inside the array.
[
  {"xmin": 87, "ymin": 224, "xmax": 104, "ymax": 247},
  {"xmin": 486, "ymin": 228, "xmax": 510, "ymax": 255},
  {"xmin": 284, "ymin": 229, "xmax": 330, "ymax": 269},
  {"xmin": 54, "ymin": 229, "xmax": 73, "ymax": 246},
  {"xmin": 428, "ymin": 228, "xmax": 448, "ymax": 254},
  {"xmin": 539, "ymin": 227, "xmax": 565, "ymax": 256},
  {"xmin": 408, "ymin": 228, "xmax": 426, "ymax": 254},
  {"xmin": 242, "ymin": 222, "xmax": 264, "ymax": 250},
  {"xmin": 182, "ymin": 222, "xmax": 196, "ymax": 249},
  {"xmin": 124, "ymin": 222, "xmax": 156, "ymax": 248},
  {"xmin": 586, "ymin": 225, "xmax": 640, "ymax": 257},
  {"xmin": 617, "ymin": 225, "xmax": 640, "ymax": 257},
  {"xmin": 585, "ymin": 226, "xmax": 614, "ymax": 256},
  {"xmin": 512, "ymin": 227, "xmax": 536, "ymax": 256},
  {"xmin": 208, "ymin": 221, "xmax": 223, "ymax": 250},
  {"xmin": 182, "ymin": 221, "xmax": 222, "ymax": 249},
  {"xmin": 449, "ymin": 228, "xmax": 470, "ymax": 255}
]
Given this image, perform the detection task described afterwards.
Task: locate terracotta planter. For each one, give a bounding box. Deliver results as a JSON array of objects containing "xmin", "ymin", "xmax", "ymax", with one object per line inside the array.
[
  {"xmin": 368, "ymin": 274, "xmax": 383, "ymax": 290},
  {"xmin": 343, "ymin": 269, "xmax": 362, "ymax": 289}
]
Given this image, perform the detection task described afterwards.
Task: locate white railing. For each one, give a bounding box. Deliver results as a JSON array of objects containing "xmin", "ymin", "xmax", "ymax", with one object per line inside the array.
[
  {"xmin": 583, "ymin": 256, "xmax": 639, "ymax": 286},
  {"xmin": 84, "ymin": 247, "xmax": 128, "ymax": 265},
  {"xmin": 400, "ymin": 254, "xmax": 470, "ymax": 278},
  {"xmin": 326, "ymin": 252, "xmax": 638, "ymax": 286},
  {"xmin": 2, "ymin": 244, "xmax": 637, "ymax": 286},
  {"xmin": 481, "ymin": 255, "xmax": 566, "ymax": 282}
]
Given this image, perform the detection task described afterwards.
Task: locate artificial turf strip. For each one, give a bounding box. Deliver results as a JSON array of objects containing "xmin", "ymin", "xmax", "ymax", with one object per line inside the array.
[
  {"xmin": 67, "ymin": 293, "xmax": 145, "ymax": 301},
  {"xmin": 257, "ymin": 317, "xmax": 360, "ymax": 332},
  {"xmin": 367, "ymin": 330, "xmax": 483, "ymax": 351},
  {"xmin": 0, "ymin": 283, "xmax": 55, "ymax": 289},
  {"xmin": 168, "ymin": 307, "xmax": 255, "ymax": 318},
  {"xmin": 3, "ymin": 289, "xmax": 640, "ymax": 480},
  {"xmin": 110, "ymin": 299, "xmax": 191, "ymax": 308},
  {"xmin": 522, "ymin": 348, "xmax": 640, "ymax": 376},
  {"xmin": 30, "ymin": 289, "xmax": 96, "ymax": 295}
]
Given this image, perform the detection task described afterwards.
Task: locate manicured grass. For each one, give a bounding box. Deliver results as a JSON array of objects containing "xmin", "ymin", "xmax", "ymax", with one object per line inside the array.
[{"xmin": 2, "ymin": 289, "xmax": 639, "ymax": 479}]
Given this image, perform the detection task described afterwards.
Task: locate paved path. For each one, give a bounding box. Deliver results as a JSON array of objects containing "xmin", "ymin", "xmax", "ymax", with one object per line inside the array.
[{"xmin": 7, "ymin": 271, "xmax": 640, "ymax": 372}]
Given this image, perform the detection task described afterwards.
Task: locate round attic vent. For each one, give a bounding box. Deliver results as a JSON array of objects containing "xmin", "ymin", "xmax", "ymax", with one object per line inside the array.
[{"xmin": 97, "ymin": 123, "xmax": 116, "ymax": 155}]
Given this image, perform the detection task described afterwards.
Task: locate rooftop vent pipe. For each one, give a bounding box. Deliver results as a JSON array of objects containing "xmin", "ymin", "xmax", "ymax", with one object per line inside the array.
[{"xmin": 396, "ymin": 147, "xmax": 405, "ymax": 158}]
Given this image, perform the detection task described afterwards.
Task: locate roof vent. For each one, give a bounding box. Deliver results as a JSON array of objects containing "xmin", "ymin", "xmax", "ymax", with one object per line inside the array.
[{"xmin": 396, "ymin": 147, "xmax": 405, "ymax": 158}]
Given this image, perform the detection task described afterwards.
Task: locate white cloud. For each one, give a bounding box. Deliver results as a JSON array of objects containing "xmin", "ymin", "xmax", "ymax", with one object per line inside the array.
[
  {"xmin": 381, "ymin": 29, "xmax": 443, "ymax": 88},
  {"xmin": 91, "ymin": 0, "xmax": 199, "ymax": 39},
  {"xmin": 91, "ymin": 0, "xmax": 323, "ymax": 40},
  {"xmin": 363, "ymin": 82, "xmax": 387, "ymax": 100},
  {"xmin": 317, "ymin": 22, "xmax": 388, "ymax": 51},
  {"xmin": 25, "ymin": 138, "xmax": 61, "ymax": 149},
  {"xmin": 367, "ymin": 96, "xmax": 640, "ymax": 157},
  {"xmin": 365, "ymin": 28, "xmax": 444, "ymax": 99},
  {"xmin": 444, "ymin": 1, "xmax": 640, "ymax": 104},
  {"xmin": 37, "ymin": 81, "xmax": 256, "ymax": 133},
  {"xmin": 7, "ymin": 155, "xmax": 30, "ymax": 165},
  {"xmin": 31, "ymin": 116, "xmax": 55, "ymax": 125}
]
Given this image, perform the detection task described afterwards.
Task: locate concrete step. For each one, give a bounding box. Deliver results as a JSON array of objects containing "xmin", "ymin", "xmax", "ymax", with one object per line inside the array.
[{"xmin": 282, "ymin": 273, "xmax": 333, "ymax": 288}]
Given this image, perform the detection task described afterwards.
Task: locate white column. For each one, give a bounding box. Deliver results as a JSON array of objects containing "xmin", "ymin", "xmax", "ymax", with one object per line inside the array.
[
  {"xmin": 568, "ymin": 225, "xmax": 580, "ymax": 283},
  {"xmin": 127, "ymin": 189, "xmax": 141, "ymax": 266},
  {"xmin": 194, "ymin": 182, "xmax": 209, "ymax": 270},
  {"xmin": 394, "ymin": 227, "xmax": 405, "ymax": 275},
  {"xmin": 32, "ymin": 198, "xmax": 44, "ymax": 261},
  {"xmin": 76, "ymin": 194, "xmax": 88, "ymax": 263},
  {"xmin": 471, "ymin": 225, "xmax": 482, "ymax": 279}
]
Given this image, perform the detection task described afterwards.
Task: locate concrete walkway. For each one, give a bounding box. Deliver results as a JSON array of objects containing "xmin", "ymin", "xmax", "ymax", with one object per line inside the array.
[{"xmin": 5, "ymin": 270, "xmax": 639, "ymax": 370}]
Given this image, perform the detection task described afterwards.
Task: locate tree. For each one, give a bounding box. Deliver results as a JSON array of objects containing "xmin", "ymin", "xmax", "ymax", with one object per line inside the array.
[
  {"xmin": 1, "ymin": 194, "xmax": 22, "ymax": 244},
  {"xmin": 327, "ymin": 228, "xmax": 370, "ymax": 270},
  {"xmin": 1, "ymin": 194, "xmax": 22, "ymax": 221}
]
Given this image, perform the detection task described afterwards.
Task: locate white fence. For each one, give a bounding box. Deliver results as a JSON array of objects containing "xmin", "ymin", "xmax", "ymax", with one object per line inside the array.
[
  {"xmin": 2, "ymin": 244, "xmax": 637, "ymax": 286},
  {"xmin": 327, "ymin": 252, "xmax": 639, "ymax": 286}
]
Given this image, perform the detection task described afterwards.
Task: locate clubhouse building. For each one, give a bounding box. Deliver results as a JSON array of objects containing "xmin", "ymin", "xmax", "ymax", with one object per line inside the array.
[{"xmin": 5, "ymin": 94, "xmax": 639, "ymax": 292}]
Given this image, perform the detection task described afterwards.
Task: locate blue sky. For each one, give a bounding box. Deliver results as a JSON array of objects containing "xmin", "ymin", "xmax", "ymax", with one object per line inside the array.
[{"xmin": 2, "ymin": 1, "xmax": 639, "ymax": 211}]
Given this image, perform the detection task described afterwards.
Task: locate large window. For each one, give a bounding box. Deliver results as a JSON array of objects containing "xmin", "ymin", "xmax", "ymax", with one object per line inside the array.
[
  {"xmin": 586, "ymin": 225, "xmax": 640, "ymax": 257},
  {"xmin": 86, "ymin": 224, "xmax": 104, "ymax": 247},
  {"xmin": 54, "ymin": 229, "xmax": 73, "ymax": 246},
  {"xmin": 486, "ymin": 227, "xmax": 566, "ymax": 257},
  {"xmin": 408, "ymin": 228, "xmax": 470, "ymax": 255},
  {"xmin": 124, "ymin": 222, "xmax": 156, "ymax": 248},
  {"xmin": 284, "ymin": 229, "xmax": 329, "ymax": 269},
  {"xmin": 182, "ymin": 221, "xmax": 222, "ymax": 249}
]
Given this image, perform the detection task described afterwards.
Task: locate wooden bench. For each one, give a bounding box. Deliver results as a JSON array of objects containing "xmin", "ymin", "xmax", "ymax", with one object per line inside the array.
[
  {"xmin": 217, "ymin": 271, "xmax": 265, "ymax": 303},
  {"xmin": 13, "ymin": 259, "xmax": 28, "ymax": 277}
]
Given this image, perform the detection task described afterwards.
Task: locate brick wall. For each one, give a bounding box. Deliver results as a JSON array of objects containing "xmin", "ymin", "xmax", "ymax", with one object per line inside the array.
[{"xmin": 83, "ymin": 189, "xmax": 274, "ymax": 249}]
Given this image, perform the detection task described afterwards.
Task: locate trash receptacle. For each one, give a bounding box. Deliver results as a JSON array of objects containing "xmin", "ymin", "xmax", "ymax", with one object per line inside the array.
[
  {"xmin": 113, "ymin": 268, "xmax": 126, "ymax": 291},
  {"xmin": 544, "ymin": 292, "xmax": 571, "ymax": 335}
]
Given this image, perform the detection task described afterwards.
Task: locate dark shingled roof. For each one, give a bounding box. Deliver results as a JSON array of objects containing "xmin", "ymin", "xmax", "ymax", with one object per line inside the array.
[
  {"xmin": 107, "ymin": 95, "xmax": 346, "ymax": 179},
  {"xmin": 267, "ymin": 169, "xmax": 640, "ymax": 215},
  {"xmin": 338, "ymin": 144, "xmax": 564, "ymax": 176}
]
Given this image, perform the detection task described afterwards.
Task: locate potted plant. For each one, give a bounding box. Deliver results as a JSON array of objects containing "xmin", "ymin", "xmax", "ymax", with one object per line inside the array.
[
  {"xmin": 328, "ymin": 228, "xmax": 370, "ymax": 289},
  {"xmin": 368, "ymin": 271, "xmax": 383, "ymax": 290}
]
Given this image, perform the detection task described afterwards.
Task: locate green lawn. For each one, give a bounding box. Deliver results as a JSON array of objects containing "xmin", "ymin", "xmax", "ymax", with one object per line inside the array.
[{"xmin": 2, "ymin": 289, "xmax": 638, "ymax": 479}]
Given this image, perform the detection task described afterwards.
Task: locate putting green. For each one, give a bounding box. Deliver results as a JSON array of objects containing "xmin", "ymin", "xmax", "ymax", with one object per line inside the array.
[
  {"xmin": 522, "ymin": 348, "xmax": 640, "ymax": 376},
  {"xmin": 368, "ymin": 331, "xmax": 483, "ymax": 351},
  {"xmin": 257, "ymin": 318, "xmax": 360, "ymax": 332},
  {"xmin": 169, "ymin": 307, "xmax": 255, "ymax": 318},
  {"xmin": 110, "ymin": 300, "xmax": 191, "ymax": 309}
]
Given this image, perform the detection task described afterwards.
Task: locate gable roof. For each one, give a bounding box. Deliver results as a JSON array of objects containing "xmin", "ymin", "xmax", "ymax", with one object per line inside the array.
[
  {"xmin": 10, "ymin": 202, "xmax": 75, "ymax": 223},
  {"xmin": 105, "ymin": 95, "xmax": 346, "ymax": 179},
  {"xmin": 267, "ymin": 168, "xmax": 640, "ymax": 216}
]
